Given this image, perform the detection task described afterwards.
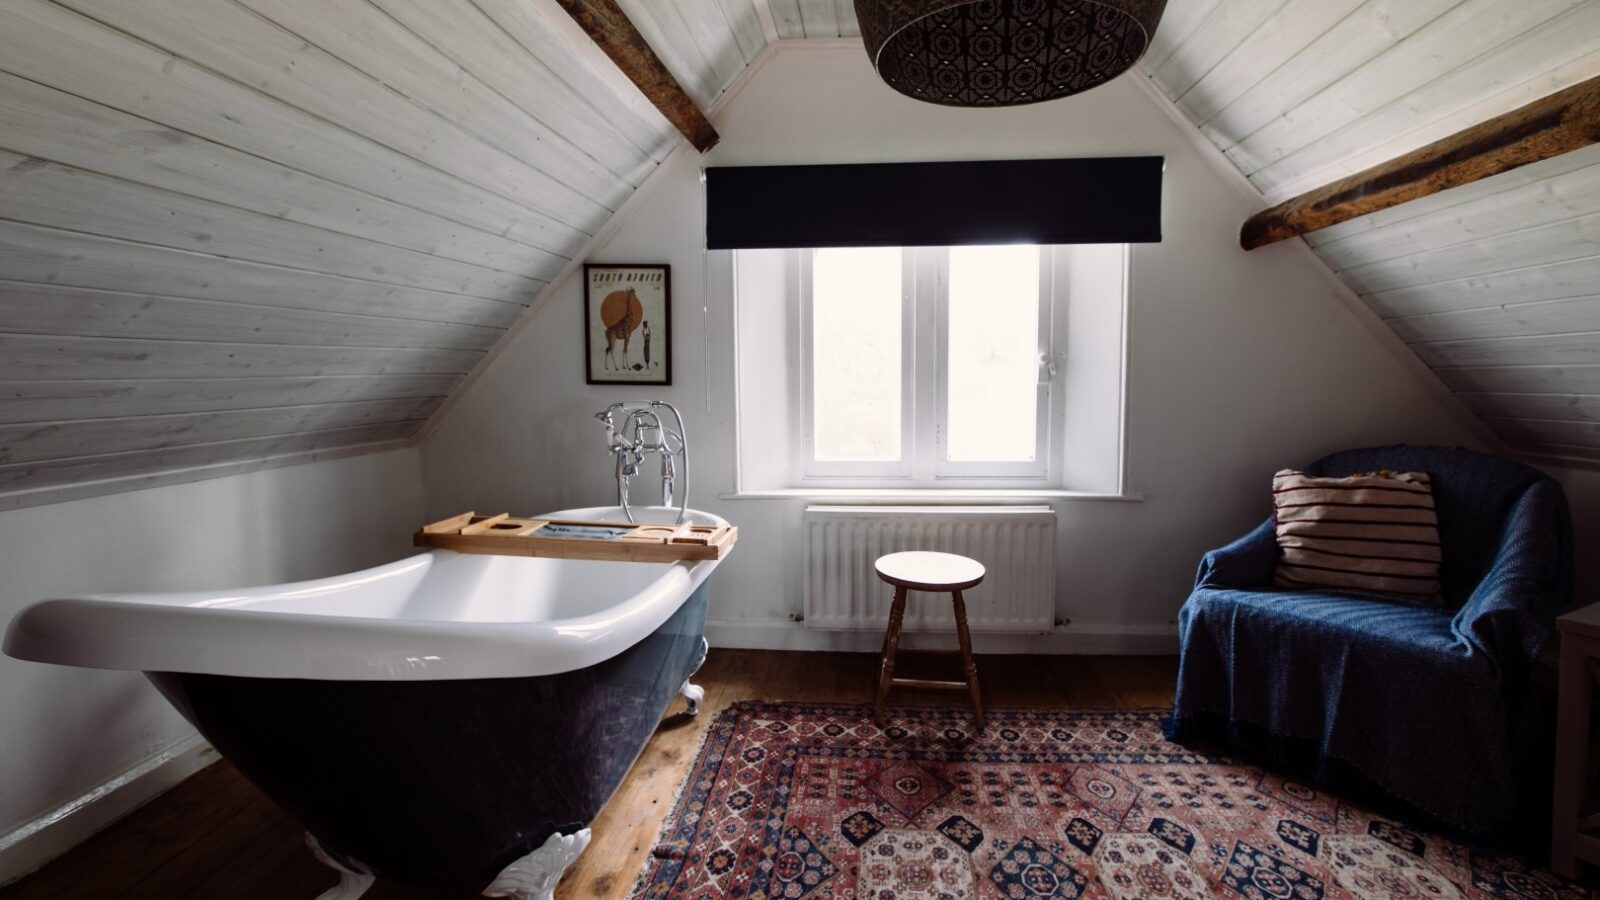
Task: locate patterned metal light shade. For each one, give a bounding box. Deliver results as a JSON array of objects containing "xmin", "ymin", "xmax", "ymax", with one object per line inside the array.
[{"xmin": 855, "ymin": 0, "xmax": 1168, "ymax": 107}]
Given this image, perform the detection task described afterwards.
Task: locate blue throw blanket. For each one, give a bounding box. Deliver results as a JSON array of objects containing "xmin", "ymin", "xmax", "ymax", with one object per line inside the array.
[{"xmin": 1167, "ymin": 445, "xmax": 1573, "ymax": 835}]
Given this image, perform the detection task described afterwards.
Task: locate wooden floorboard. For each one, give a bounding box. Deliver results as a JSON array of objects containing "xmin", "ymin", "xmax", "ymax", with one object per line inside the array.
[
  {"xmin": 0, "ymin": 650, "xmax": 1177, "ymax": 900},
  {"xmin": 1, "ymin": 762, "xmax": 261, "ymax": 900}
]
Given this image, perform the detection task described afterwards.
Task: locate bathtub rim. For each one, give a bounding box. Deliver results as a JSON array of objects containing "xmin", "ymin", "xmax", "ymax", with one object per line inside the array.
[{"xmin": 3, "ymin": 507, "xmax": 728, "ymax": 682}]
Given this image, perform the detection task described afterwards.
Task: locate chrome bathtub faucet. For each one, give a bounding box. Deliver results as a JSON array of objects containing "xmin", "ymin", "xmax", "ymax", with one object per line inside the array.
[{"xmin": 593, "ymin": 400, "xmax": 688, "ymax": 524}]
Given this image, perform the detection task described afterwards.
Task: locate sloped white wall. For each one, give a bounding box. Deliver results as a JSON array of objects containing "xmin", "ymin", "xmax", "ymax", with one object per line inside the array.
[
  {"xmin": 421, "ymin": 45, "xmax": 1483, "ymax": 652},
  {"xmin": 0, "ymin": 448, "xmax": 423, "ymax": 881}
]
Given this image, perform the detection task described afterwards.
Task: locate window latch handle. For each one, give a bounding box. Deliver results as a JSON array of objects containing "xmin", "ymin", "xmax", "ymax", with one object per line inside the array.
[{"xmin": 1037, "ymin": 352, "xmax": 1058, "ymax": 385}]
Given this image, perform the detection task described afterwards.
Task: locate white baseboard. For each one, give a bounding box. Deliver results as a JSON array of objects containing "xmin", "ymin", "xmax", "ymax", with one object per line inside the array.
[
  {"xmin": 705, "ymin": 619, "xmax": 1179, "ymax": 655},
  {"xmin": 0, "ymin": 733, "xmax": 217, "ymax": 887}
]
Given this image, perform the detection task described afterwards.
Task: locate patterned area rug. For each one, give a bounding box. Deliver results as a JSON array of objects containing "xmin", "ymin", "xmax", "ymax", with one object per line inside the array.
[{"xmin": 629, "ymin": 702, "xmax": 1588, "ymax": 900}]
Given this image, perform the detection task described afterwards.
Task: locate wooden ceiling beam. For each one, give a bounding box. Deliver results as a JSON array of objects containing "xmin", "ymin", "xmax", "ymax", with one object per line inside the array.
[
  {"xmin": 551, "ymin": 0, "xmax": 720, "ymax": 153},
  {"xmin": 1241, "ymin": 73, "xmax": 1600, "ymax": 250}
]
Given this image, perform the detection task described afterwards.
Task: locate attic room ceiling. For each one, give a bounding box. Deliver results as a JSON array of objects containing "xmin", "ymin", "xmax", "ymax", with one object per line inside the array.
[
  {"xmin": 1141, "ymin": 0, "xmax": 1600, "ymax": 465},
  {"xmin": 2, "ymin": 0, "xmax": 1599, "ymax": 508},
  {"xmin": 0, "ymin": 0, "xmax": 682, "ymax": 505}
]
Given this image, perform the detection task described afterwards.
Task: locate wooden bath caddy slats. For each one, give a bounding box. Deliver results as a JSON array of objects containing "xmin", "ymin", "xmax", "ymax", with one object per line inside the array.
[{"xmin": 415, "ymin": 512, "xmax": 736, "ymax": 562}]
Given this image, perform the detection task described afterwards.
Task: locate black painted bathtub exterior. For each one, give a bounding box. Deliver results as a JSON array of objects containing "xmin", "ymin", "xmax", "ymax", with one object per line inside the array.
[{"xmin": 146, "ymin": 582, "xmax": 710, "ymax": 889}]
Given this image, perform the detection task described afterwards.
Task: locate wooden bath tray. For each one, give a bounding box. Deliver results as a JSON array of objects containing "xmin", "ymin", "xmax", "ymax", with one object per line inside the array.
[{"xmin": 414, "ymin": 512, "xmax": 737, "ymax": 562}]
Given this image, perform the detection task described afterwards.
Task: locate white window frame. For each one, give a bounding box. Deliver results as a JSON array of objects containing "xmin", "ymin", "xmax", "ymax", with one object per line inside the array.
[
  {"xmin": 932, "ymin": 246, "xmax": 1053, "ymax": 480},
  {"xmin": 791, "ymin": 245, "xmax": 1057, "ymax": 488},
  {"xmin": 794, "ymin": 247, "xmax": 915, "ymax": 480}
]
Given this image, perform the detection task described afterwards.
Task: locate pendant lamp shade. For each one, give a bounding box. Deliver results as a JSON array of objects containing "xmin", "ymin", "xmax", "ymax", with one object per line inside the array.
[{"xmin": 856, "ymin": 0, "xmax": 1167, "ymax": 107}]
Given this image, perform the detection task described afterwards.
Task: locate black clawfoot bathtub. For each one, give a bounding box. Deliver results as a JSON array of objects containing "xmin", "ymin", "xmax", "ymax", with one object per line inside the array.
[{"xmin": 4, "ymin": 506, "xmax": 727, "ymax": 898}]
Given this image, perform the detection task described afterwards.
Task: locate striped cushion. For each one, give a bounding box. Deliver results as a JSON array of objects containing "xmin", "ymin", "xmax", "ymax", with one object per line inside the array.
[{"xmin": 1272, "ymin": 468, "xmax": 1442, "ymax": 604}]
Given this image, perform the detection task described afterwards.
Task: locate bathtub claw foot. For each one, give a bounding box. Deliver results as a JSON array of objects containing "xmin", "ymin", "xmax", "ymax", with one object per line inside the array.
[
  {"xmin": 307, "ymin": 833, "xmax": 375, "ymax": 900},
  {"xmin": 680, "ymin": 679, "xmax": 705, "ymax": 715},
  {"xmin": 484, "ymin": 828, "xmax": 591, "ymax": 900}
]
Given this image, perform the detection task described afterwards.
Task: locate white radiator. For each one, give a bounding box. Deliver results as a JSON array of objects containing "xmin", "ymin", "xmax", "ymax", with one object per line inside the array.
[{"xmin": 802, "ymin": 505, "xmax": 1057, "ymax": 633}]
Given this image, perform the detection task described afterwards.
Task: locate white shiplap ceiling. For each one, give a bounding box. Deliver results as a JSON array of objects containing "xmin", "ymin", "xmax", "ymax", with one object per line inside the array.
[
  {"xmin": 0, "ymin": 0, "xmax": 681, "ymax": 505},
  {"xmin": 1144, "ymin": 0, "xmax": 1600, "ymax": 201},
  {"xmin": 3, "ymin": 0, "xmax": 1599, "ymax": 507},
  {"xmin": 1139, "ymin": 0, "xmax": 1600, "ymax": 464}
]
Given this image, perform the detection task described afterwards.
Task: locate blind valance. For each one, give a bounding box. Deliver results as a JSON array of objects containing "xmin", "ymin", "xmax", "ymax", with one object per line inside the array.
[{"xmin": 704, "ymin": 156, "xmax": 1162, "ymax": 250}]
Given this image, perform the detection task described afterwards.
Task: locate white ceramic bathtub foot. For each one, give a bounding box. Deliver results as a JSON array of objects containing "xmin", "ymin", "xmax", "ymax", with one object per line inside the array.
[
  {"xmin": 307, "ymin": 833, "xmax": 376, "ymax": 900},
  {"xmin": 483, "ymin": 828, "xmax": 592, "ymax": 900},
  {"xmin": 680, "ymin": 679, "xmax": 705, "ymax": 715}
]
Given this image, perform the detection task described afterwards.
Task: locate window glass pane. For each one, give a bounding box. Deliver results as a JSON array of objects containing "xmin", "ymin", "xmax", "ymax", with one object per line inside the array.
[
  {"xmin": 947, "ymin": 245, "xmax": 1040, "ymax": 462},
  {"xmin": 812, "ymin": 247, "xmax": 902, "ymax": 462}
]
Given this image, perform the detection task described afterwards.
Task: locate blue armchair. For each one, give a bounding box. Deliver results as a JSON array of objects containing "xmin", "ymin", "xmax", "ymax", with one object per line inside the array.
[{"xmin": 1167, "ymin": 444, "xmax": 1572, "ymax": 835}]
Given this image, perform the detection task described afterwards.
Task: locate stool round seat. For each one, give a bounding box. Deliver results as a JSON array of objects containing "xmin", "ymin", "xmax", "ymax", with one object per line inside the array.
[{"xmin": 874, "ymin": 551, "xmax": 985, "ymax": 592}]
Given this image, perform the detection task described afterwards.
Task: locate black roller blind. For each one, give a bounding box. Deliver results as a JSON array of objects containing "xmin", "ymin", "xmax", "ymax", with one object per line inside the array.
[{"xmin": 705, "ymin": 156, "xmax": 1162, "ymax": 250}]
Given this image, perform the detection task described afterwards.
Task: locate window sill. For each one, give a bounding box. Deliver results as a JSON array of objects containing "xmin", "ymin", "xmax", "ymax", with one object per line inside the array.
[{"xmin": 717, "ymin": 488, "xmax": 1143, "ymax": 502}]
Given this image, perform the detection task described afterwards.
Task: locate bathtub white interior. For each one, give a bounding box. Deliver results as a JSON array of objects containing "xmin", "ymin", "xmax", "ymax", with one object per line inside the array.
[
  {"xmin": 94, "ymin": 553, "xmax": 687, "ymax": 623},
  {"xmin": 73, "ymin": 506, "xmax": 723, "ymax": 623},
  {"xmin": 3, "ymin": 507, "xmax": 730, "ymax": 680}
]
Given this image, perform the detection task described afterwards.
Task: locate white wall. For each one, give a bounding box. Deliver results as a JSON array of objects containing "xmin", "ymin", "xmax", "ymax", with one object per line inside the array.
[
  {"xmin": 0, "ymin": 447, "xmax": 423, "ymax": 880},
  {"xmin": 421, "ymin": 44, "xmax": 1483, "ymax": 653}
]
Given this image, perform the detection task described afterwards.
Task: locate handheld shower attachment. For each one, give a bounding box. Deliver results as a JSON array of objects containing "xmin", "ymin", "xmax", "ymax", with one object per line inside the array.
[{"xmin": 594, "ymin": 408, "xmax": 617, "ymax": 449}]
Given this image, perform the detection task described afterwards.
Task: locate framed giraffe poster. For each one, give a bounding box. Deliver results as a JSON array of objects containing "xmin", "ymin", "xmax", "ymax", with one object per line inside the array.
[{"xmin": 582, "ymin": 263, "xmax": 671, "ymax": 385}]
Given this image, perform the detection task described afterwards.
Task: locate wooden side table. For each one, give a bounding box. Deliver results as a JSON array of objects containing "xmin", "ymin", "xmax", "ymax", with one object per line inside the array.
[
  {"xmin": 1554, "ymin": 601, "xmax": 1600, "ymax": 878},
  {"xmin": 872, "ymin": 551, "xmax": 986, "ymax": 731}
]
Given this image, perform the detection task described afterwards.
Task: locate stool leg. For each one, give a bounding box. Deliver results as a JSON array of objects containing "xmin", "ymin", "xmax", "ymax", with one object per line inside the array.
[
  {"xmin": 875, "ymin": 586, "xmax": 907, "ymax": 726},
  {"xmin": 951, "ymin": 589, "xmax": 983, "ymax": 732}
]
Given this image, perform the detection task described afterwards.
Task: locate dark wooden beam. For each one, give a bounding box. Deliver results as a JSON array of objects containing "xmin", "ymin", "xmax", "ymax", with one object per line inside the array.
[
  {"xmin": 552, "ymin": 0, "xmax": 720, "ymax": 153},
  {"xmin": 1241, "ymin": 73, "xmax": 1600, "ymax": 250}
]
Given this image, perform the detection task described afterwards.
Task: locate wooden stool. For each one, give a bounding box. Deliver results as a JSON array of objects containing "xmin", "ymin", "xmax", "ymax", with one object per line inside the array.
[{"xmin": 873, "ymin": 551, "xmax": 985, "ymax": 731}]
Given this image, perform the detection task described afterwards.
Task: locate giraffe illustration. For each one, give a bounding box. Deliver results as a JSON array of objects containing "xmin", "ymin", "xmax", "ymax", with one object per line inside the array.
[{"xmin": 599, "ymin": 287, "xmax": 644, "ymax": 371}]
